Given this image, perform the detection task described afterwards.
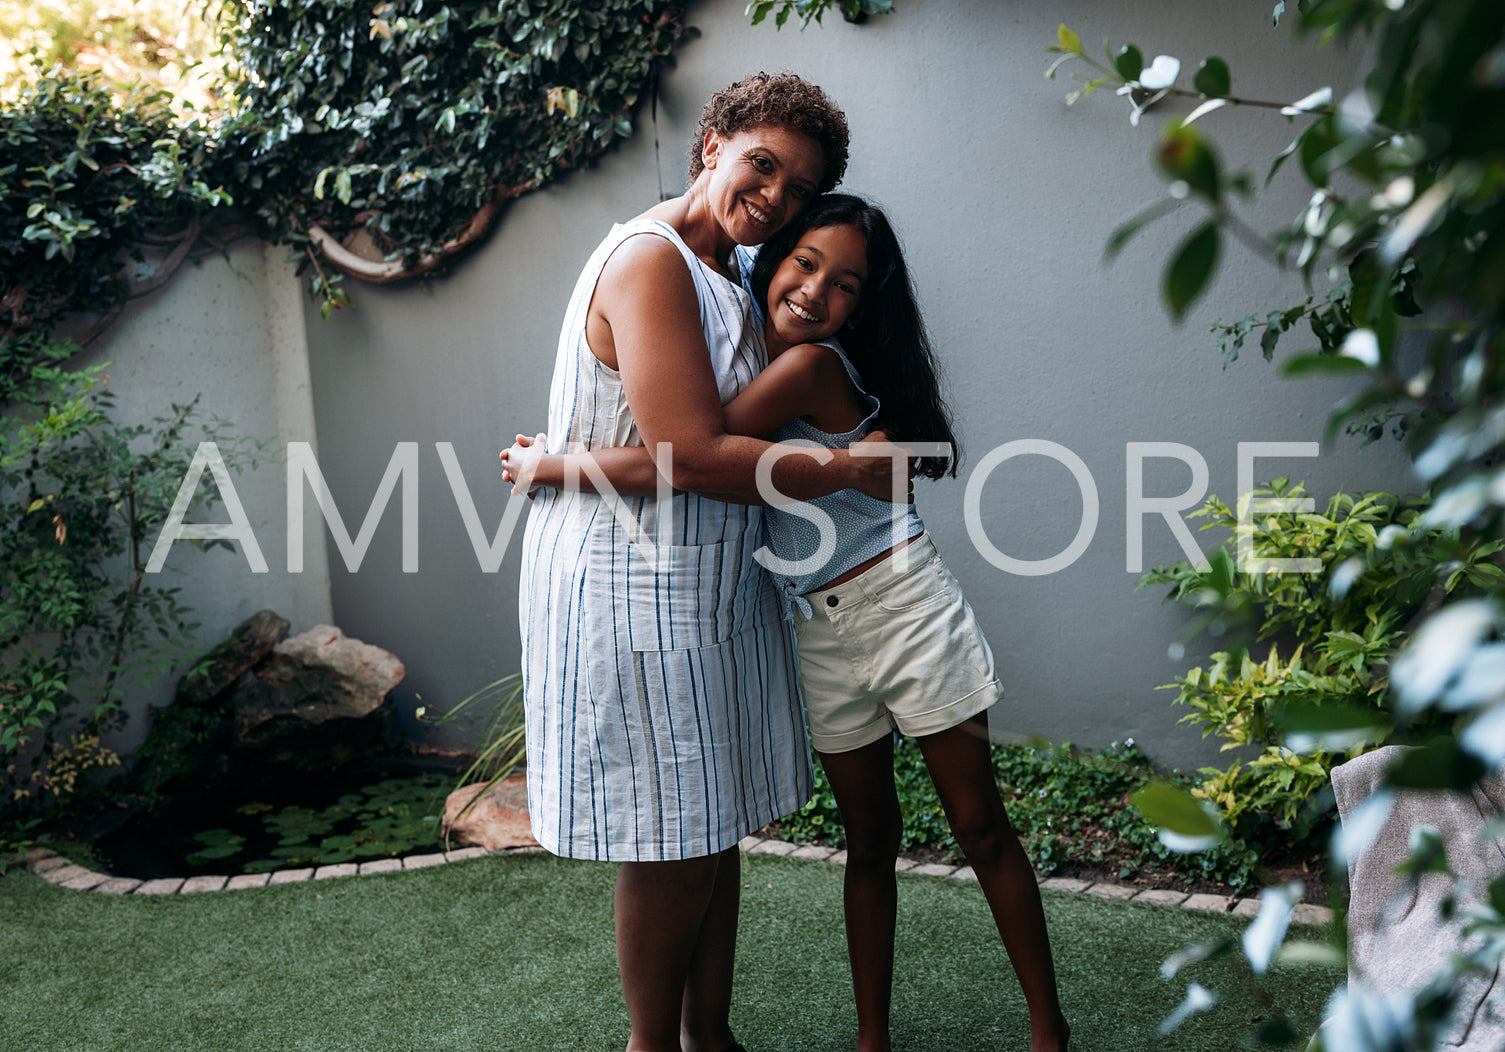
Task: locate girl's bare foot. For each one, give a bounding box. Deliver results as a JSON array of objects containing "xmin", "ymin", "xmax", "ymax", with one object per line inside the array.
[{"xmin": 1030, "ymin": 1015, "xmax": 1070, "ymax": 1052}]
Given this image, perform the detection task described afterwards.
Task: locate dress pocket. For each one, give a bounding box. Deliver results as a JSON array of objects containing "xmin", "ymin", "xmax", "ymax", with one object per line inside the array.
[{"xmin": 624, "ymin": 542, "xmax": 734, "ymax": 652}]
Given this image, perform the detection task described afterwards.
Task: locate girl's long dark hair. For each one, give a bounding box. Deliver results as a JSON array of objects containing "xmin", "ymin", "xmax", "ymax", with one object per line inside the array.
[{"xmin": 751, "ymin": 193, "xmax": 959, "ymax": 479}]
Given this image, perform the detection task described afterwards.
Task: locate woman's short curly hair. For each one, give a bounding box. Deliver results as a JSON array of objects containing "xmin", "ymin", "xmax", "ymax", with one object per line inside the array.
[{"xmin": 688, "ymin": 71, "xmax": 849, "ymax": 194}]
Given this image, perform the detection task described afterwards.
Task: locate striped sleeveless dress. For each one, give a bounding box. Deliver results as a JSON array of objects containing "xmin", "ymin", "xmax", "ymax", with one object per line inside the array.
[{"xmin": 519, "ymin": 218, "xmax": 812, "ymax": 862}]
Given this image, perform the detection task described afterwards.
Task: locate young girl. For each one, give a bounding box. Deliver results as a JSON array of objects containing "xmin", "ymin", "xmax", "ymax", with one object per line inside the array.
[{"xmin": 504, "ymin": 195, "xmax": 1070, "ymax": 1052}]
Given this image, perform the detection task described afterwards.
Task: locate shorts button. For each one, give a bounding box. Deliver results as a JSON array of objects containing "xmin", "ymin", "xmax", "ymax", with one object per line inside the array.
[{"xmin": 826, "ymin": 595, "xmax": 839, "ymax": 608}]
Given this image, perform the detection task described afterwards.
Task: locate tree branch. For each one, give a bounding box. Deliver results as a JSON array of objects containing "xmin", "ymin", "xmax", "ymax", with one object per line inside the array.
[{"xmin": 309, "ymin": 178, "xmax": 538, "ymax": 285}]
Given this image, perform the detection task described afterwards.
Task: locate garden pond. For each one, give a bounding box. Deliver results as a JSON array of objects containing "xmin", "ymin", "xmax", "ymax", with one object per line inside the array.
[{"xmin": 89, "ymin": 758, "xmax": 461, "ymax": 879}]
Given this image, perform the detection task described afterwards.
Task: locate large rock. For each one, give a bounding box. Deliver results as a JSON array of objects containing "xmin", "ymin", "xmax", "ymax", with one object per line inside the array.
[
  {"xmin": 175, "ymin": 610, "xmax": 289, "ymax": 706},
  {"xmin": 230, "ymin": 625, "xmax": 405, "ymax": 768},
  {"xmin": 1332, "ymin": 746, "xmax": 1505, "ymax": 1050},
  {"xmin": 130, "ymin": 610, "xmax": 291, "ymax": 798},
  {"xmin": 443, "ymin": 773, "xmax": 538, "ymax": 851}
]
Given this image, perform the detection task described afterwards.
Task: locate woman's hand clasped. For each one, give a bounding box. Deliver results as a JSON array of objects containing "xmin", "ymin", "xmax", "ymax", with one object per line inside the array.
[
  {"xmin": 500, "ymin": 432, "xmax": 549, "ymax": 498},
  {"xmin": 851, "ymin": 431, "xmax": 913, "ymax": 503}
]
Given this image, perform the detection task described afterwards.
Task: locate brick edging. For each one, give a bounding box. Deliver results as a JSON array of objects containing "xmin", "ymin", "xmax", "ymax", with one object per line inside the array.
[
  {"xmin": 737, "ymin": 835, "xmax": 1335, "ymax": 926},
  {"xmin": 14, "ymin": 838, "xmax": 1335, "ymax": 924},
  {"xmin": 16, "ymin": 844, "xmax": 543, "ymax": 896}
]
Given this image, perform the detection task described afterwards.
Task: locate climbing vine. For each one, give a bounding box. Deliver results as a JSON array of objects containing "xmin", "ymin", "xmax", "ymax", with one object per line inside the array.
[
  {"xmin": 0, "ymin": 72, "xmax": 229, "ymax": 348},
  {"xmin": 0, "ymin": 0, "xmax": 693, "ymax": 345},
  {"xmin": 220, "ymin": 0, "xmax": 692, "ymax": 310},
  {"xmin": 0, "ymin": 1, "xmax": 691, "ymax": 831}
]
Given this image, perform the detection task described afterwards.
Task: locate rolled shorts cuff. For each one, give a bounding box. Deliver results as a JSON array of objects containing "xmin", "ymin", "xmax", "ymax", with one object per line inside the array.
[
  {"xmin": 809, "ymin": 715, "xmax": 898, "ymax": 755},
  {"xmin": 892, "ymin": 679, "xmax": 1002, "ymax": 739}
]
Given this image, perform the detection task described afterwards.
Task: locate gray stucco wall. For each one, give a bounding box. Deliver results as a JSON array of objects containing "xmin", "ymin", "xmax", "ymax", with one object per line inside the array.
[
  {"xmin": 119, "ymin": 0, "xmax": 1412, "ymax": 769},
  {"xmin": 70, "ymin": 242, "xmax": 331, "ymax": 753}
]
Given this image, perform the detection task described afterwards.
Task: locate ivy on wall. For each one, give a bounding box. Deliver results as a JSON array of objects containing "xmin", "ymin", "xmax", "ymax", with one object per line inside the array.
[
  {"xmin": 0, "ymin": 74, "xmax": 228, "ymax": 347},
  {"xmin": 745, "ymin": 0, "xmax": 892, "ymax": 30},
  {"xmin": 0, "ymin": 0, "xmax": 692, "ymax": 343},
  {"xmin": 220, "ymin": 0, "xmax": 692, "ymax": 308}
]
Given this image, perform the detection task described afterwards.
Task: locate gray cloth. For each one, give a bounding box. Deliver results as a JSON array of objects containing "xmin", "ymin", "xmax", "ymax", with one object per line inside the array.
[{"xmin": 1332, "ymin": 745, "xmax": 1505, "ymax": 1048}]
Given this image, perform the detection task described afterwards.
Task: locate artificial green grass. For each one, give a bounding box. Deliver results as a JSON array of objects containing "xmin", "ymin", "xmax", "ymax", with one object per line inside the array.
[{"xmin": 1, "ymin": 852, "xmax": 1339, "ymax": 1051}]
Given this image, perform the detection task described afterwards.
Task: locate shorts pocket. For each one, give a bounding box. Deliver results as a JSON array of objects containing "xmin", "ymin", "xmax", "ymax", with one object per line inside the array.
[
  {"xmin": 624, "ymin": 542, "xmax": 733, "ymax": 652},
  {"xmin": 866, "ymin": 554, "xmax": 948, "ymax": 615}
]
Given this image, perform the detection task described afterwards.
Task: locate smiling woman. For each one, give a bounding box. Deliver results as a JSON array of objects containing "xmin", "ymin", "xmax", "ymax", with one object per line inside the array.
[{"xmin": 507, "ymin": 72, "xmax": 902, "ymax": 1052}]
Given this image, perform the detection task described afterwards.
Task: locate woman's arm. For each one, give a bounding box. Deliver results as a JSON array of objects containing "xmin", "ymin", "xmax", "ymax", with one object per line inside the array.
[
  {"xmin": 503, "ymin": 342, "xmax": 862, "ymax": 498},
  {"xmin": 593, "ymin": 234, "xmax": 892, "ymax": 505},
  {"xmin": 722, "ymin": 341, "xmax": 864, "ymax": 438},
  {"xmin": 501, "ymin": 434, "xmax": 664, "ymax": 498}
]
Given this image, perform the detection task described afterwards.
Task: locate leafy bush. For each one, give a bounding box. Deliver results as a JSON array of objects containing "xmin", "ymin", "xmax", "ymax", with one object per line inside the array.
[
  {"xmin": 1049, "ymin": 0, "xmax": 1505, "ymax": 1044},
  {"xmin": 746, "ymin": 0, "xmax": 893, "ymax": 30},
  {"xmin": 1140, "ymin": 482, "xmax": 1502, "ymax": 836},
  {"xmin": 218, "ymin": 0, "xmax": 691, "ymax": 308},
  {"xmin": 0, "ymin": 71, "xmax": 228, "ymax": 350},
  {"xmin": 2, "ymin": 2, "xmax": 695, "ymax": 331},
  {"xmin": 774, "ymin": 736, "xmax": 1264, "ymax": 892},
  {"xmin": 0, "ymin": 0, "xmax": 692, "ymax": 826},
  {"xmin": 0, "ymin": 333, "xmax": 254, "ymax": 821},
  {"xmin": 0, "ymin": 0, "xmax": 232, "ymax": 112}
]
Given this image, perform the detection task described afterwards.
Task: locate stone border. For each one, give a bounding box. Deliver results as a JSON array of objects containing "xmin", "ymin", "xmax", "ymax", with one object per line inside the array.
[
  {"xmin": 17, "ymin": 844, "xmax": 543, "ymax": 896},
  {"xmin": 740, "ymin": 836, "xmax": 1334, "ymax": 926},
  {"xmin": 15, "ymin": 838, "xmax": 1334, "ymax": 925}
]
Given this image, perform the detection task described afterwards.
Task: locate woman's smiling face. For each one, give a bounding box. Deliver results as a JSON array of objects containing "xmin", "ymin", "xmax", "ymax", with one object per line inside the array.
[
  {"xmin": 764, "ymin": 222, "xmax": 868, "ymax": 352},
  {"xmin": 700, "ymin": 124, "xmax": 824, "ymax": 246}
]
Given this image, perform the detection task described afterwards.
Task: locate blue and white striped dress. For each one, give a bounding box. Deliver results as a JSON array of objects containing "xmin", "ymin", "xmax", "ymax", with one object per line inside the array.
[{"xmin": 519, "ymin": 218, "xmax": 811, "ymax": 862}]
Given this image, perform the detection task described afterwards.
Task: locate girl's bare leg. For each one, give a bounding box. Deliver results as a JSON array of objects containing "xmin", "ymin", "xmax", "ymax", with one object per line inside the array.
[
  {"xmin": 680, "ymin": 846, "xmax": 742, "ymax": 1052},
  {"xmin": 818, "ymin": 735, "xmax": 904, "ymax": 1052},
  {"xmin": 915, "ymin": 715, "xmax": 1070, "ymax": 1052},
  {"xmin": 615, "ymin": 851, "xmax": 741, "ymax": 1052}
]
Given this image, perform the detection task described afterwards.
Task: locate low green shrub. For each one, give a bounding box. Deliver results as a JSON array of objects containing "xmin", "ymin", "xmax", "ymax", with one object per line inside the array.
[
  {"xmin": 773, "ymin": 737, "xmax": 1265, "ymax": 892},
  {"xmin": 1140, "ymin": 481, "xmax": 1502, "ymax": 837},
  {"xmin": 0, "ymin": 334, "xmax": 257, "ymax": 825}
]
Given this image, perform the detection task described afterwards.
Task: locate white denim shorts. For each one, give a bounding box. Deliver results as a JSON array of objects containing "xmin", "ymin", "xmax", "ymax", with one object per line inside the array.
[{"xmin": 792, "ymin": 532, "xmax": 1002, "ymax": 754}]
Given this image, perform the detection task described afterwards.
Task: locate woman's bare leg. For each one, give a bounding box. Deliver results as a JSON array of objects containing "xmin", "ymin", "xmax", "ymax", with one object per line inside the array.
[
  {"xmin": 680, "ymin": 846, "xmax": 742, "ymax": 1052},
  {"xmin": 818, "ymin": 735, "xmax": 904, "ymax": 1052},
  {"xmin": 615, "ymin": 852, "xmax": 738, "ymax": 1052},
  {"xmin": 915, "ymin": 715, "xmax": 1070, "ymax": 1052}
]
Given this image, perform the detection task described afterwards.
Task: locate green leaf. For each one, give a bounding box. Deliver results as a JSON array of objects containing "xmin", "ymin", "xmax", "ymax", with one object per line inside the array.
[
  {"xmin": 1104, "ymin": 198, "xmax": 1180, "ymax": 261},
  {"xmin": 1156, "ymin": 124, "xmax": 1220, "ymax": 200},
  {"xmin": 1193, "ymin": 57, "xmax": 1230, "ymax": 97},
  {"xmin": 1389, "ymin": 741, "xmax": 1487, "ymax": 791},
  {"xmin": 1163, "ymin": 222, "xmax": 1220, "ymax": 320},
  {"xmin": 1057, "ymin": 24, "xmax": 1082, "ymax": 54},
  {"xmin": 1131, "ymin": 781, "xmax": 1226, "ymax": 850},
  {"xmin": 1275, "ymin": 698, "xmax": 1390, "ymax": 752},
  {"xmin": 1280, "ymin": 354, "xmax": 1370, "ymax": 377},
  {"xmin": 1114, "ymin": 45, "xmax": 1143, "ymax": 82},
  {"xmin": 1299, "ymin": 117, "xmax": 1339, "ymax": 186}
]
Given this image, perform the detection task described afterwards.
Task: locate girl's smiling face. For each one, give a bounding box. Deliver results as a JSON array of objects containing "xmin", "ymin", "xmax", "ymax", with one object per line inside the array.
[{"xmin": 764, "ymin": 222, "xmax": 869, "ymax": 352}]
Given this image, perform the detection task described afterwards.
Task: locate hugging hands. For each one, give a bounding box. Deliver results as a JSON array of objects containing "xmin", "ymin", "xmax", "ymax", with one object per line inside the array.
[{"xmin": 499, "ymin": 432, "xmax": 548, "ymax": 498}]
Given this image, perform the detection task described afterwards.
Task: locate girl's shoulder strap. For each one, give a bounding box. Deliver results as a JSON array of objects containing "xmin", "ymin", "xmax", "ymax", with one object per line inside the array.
[{"xmin": 813, "ymin": 337, "xmax": 869, "ymax": 397}]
